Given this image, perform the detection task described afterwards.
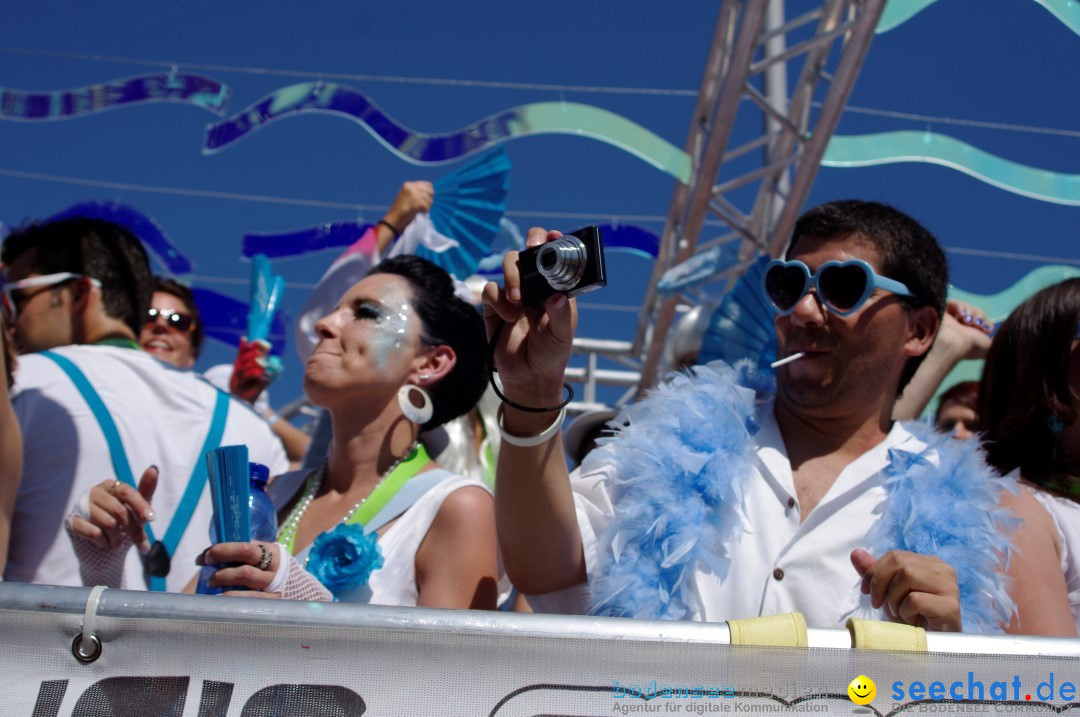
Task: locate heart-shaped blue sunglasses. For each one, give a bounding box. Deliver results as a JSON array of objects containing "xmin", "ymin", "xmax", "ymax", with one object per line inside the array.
[{"xmin": 761, "ymin": 259, "xmax": 914, "ymax": 317}]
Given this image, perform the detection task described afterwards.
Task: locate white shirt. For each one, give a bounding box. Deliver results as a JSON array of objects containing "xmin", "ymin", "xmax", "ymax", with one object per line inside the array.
[
  {"xmin": 201, "ymin": 362, "xmax": 271, "ymax": 416},
  {"xmin": 1031, "ymin": 489, "xmax": 1080, "ymax": 633},
  {"xmin": 7, "ymin": 345, "xmax": 289, "ymax": 592},
  {"xmin": 270, "ymin": 468, "xmax": 488, "ymax": 606},
  {"xmin": 532, "ymin": 401, "xmax": 918, "ymax": 627}
]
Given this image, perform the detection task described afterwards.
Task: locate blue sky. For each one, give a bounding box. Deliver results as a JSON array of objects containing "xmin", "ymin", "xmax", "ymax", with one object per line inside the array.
[{"xmin": 1, "ymin": 1, "xmax": 1077, "ymax": 408}]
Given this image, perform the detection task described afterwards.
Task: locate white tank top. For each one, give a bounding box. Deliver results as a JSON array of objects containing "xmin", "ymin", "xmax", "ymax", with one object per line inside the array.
[
  {"xmin": 1031, "ymin": 488, "xmax": 1080, "ymax": 633},
  {"xmin": 271, "ymin": 469, "xmax": 489, "ymax": 606}
]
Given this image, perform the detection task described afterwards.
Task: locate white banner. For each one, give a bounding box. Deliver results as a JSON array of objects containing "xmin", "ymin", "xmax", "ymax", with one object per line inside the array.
[{"xmin": 2, "ymin": 584, "xmax": 1079, "ymax": 716}]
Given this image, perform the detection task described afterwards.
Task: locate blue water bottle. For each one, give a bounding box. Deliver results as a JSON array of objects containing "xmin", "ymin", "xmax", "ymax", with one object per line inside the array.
[{"xmin": 197, "ymin": 462, "xmax": 278, "ymax": 594}]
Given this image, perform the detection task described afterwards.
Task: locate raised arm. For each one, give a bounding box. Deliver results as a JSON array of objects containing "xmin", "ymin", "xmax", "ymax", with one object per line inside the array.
[
  {"xmin": 0, "ymin": 320, "xmax": 20, "ymax": 573},
  {"xmin": 482, "ymin": 228, "xmax": 587, "ymax": 595}
]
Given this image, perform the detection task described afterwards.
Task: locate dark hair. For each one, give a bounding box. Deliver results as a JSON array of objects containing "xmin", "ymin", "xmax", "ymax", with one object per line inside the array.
[
  {"xmin": 367, "ymin": 255, "xmax": 488, "ymax": 430},
  {"xmin": 152, "ymin": 276, "xmax": 204, "ymax": 357},
  {"xmin": 934, "ymin": 380, "xmax": 980, "ymax": 425},
  {"xmin": 1, "ymin": 217, "xmax": 152, "ymax": 337},
  {"xmin": 979, "ymin": 278, "xmax": 1080, "ymax": 497},
  {"xmin": 787, "ymin": 200, "xmax": 949, "ymax": 393}
]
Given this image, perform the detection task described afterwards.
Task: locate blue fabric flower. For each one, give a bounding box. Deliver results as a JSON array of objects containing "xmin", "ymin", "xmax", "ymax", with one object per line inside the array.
[{"xmin": 307, "ymin": 523, "xmax": 384, "ymax": 597}]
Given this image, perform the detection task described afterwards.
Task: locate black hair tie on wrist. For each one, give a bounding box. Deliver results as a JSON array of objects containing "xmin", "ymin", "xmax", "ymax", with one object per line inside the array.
[
  {"xmin": 487, "ymin": 322, "xmax": 574, "ymax": 413},
  {"xmin": 378, "ymin": 219, "xmax": 402, "ymax": 239}
]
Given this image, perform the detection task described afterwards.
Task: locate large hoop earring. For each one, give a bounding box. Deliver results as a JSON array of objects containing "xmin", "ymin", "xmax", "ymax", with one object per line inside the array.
[{"xmin": 398, "ymin": 384, "xmax": 434, "ymax": 425}]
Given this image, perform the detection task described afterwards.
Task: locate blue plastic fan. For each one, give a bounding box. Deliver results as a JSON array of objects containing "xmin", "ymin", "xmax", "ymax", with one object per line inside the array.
[
  {"xmin": 418, "ymin": 147, "xmax": 510, "ymax": 278},
  {"xmin": 698, "ymin": 253, "xmax": 777, "ymax": 372},
  {"xmin": 193, "ymin": 287, "xmax": 288, "ymax": 354}
]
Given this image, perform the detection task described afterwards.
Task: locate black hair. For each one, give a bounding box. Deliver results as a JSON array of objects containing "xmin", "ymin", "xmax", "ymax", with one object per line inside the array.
[
  {"xmin": 2, "ymin": 217, "xmax": 153, "ymax": 337},
  {"xmin": 979, "ymin": 278, "xmax": 1080, "ymax": 498},
  {"xmin": 367, "ymin": 255, "xmax": 488, "ymax": 430},
  {"xmin": 787, "ymin": 200, "xmax": 949, "ymax": 393},
  {"xmin": 934, "ymin": 380, "xmax": 980, "ymax": 425},
  {"xmin": 152, "ymin": 276, "xmax": 204, "ymax": 357}
]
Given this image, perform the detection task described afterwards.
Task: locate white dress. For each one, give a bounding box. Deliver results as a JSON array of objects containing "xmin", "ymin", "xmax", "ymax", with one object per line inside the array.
[
  {"xmin": 269, "ymin": 468, "xmax": 489, "ymax": 606},
  {"xmin": 1030, "ymin": 488, "xmax": 1080, "ymax": 633}
]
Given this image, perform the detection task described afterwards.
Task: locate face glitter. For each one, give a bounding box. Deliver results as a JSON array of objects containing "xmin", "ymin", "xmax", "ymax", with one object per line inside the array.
[{"xmin": 369, "ymin": 289, "xmax": 414, "ymax": 370}]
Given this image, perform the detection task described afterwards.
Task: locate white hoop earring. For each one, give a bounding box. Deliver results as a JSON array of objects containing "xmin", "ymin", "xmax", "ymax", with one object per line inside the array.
[{"xmin": 398, "ymin": 384, "xmax": 434, "ymax": 425}]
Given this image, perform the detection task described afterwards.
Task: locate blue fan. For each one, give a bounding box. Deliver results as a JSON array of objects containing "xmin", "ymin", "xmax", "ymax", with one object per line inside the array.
[
  {"xmin": 698, "ymin": 253, "xmax": 777, "ymax": 372},
  {"xmin": 419, "ymin": 147, "xmax": 510, "ymax": 278},
  {"xmin": 192, "ymin": 287, "xmax": 288, "ymax": 355}
]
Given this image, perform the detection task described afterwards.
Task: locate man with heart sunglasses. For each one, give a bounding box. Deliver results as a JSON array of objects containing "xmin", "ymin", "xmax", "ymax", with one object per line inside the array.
[{"xmin": 488, "ymin": 199, "xmax": 1074, "ymax": 636}]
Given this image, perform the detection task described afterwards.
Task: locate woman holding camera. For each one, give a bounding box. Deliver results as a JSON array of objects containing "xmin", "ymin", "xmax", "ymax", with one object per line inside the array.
[{"xmin": 74, "ymin": 255, "xmax": 498, "ymax": 608}]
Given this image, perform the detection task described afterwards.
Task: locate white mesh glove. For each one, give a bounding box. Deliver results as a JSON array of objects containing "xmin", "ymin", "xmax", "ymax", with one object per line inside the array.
[{"xmin": 267, "ymin": 546, "xmax": 334, "ymax": 602}]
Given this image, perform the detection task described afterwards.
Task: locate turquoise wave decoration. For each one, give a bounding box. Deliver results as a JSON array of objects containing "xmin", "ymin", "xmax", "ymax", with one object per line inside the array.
[
  {"xmin": 822, "ymin": 131, "xmax": 1080, "ymax": 206},
  {"xmin": 203, "ymin": 81, "xmax": 690, "ymax": 183},
  {"xmin": 877, "ymin": 0, "xmax": 1080, "ymax": 36},
  {"xmin": 0, "ymin": 73, "xmax": 230, "ymax": 120}
]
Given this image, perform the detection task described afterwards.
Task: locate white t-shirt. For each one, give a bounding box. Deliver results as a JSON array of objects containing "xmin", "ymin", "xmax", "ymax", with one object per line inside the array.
[
  {"xmin": 1031, "ymin": 489, "xmax": 1080, "ymax": 633},
  {"xmin": 531, "ymin": 402, "xmax": 918, "ymax": 627},
  {"xmin": 6, "ymin": 345, "xmax": 289, "ymax": 592},
  {"xmin": 270, "ymin": 468, "xmax": 489, "ymax": 606},
  {"xmin": 201, "ymin": 362, "xmax": 271, "ymax": 416}
]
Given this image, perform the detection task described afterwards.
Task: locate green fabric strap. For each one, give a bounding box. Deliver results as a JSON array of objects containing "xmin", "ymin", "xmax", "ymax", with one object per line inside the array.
[
  {"xmin": 282, "ymin": 443, "xmax": 430, "ymax": 553},
  {"xmin": 95, "ymin": 337, "xmax": 142, "ymax": 350}
]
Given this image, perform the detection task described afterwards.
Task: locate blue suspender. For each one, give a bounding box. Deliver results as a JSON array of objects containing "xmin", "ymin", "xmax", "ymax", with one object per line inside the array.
[{"xmin": 41, "ymin": 351, "xmax": 230, "ymax": 591}]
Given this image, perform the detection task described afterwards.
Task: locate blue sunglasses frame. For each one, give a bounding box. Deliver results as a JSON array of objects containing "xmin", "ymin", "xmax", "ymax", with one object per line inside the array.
[{"xmin": 761, "ymin": 258, "xmax": 914, "ymax": 317}]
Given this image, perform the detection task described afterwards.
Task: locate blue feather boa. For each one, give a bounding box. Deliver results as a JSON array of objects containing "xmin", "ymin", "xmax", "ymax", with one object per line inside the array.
[{"xmin": 585, "ymin": 360, "xmax": 1017, "ymax": 633}]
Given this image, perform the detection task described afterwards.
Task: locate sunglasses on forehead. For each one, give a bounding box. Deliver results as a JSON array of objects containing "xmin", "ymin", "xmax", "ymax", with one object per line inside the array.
[
  {"xmin": 146, "ymin": 307, "xmax": 196, "ymax": 333},
  {"xmin": 761, "ymin": 259, "xmax": 914, "ymax": 317}
]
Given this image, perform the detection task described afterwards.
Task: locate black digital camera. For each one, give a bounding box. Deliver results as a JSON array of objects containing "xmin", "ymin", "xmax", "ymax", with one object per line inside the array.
[{"xmin": 518, "ymin": 226, "xmax": 607, "ymax": 308}]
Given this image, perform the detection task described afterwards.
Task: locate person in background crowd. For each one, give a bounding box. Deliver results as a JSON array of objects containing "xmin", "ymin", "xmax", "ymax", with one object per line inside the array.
[
  {"xmin": 86, "ymin": 256, "xmax": 497, "ymax": 607},
  {"xmin": 0, "ymin": 313, "xmax": 20, "ymax": 574},
  {"xmin": 935, "ymin": 381, "xmax": 980, "ymax": 439},
  {"xmin": 139, "ymin": 276, "xmax": 307, "ymax": 465},
  {"xmin": 1, "ymin": 217, "xmax": 288, "ymax": 591},
  {"xmin": 980, "ymin": 278, "xmax": 1080, "ymax": 633},
  {"xmin": 485, "ymin": 200, "xmax": 1074, "ymax": 635},
  {"xmin": 893, "ymin": 300, "xmax": 992, "ymax": 421}
]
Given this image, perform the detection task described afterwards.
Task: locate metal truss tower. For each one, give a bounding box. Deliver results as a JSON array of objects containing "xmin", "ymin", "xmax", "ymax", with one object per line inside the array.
[{"xmin": 628, "ymin": 0, "xmax": 887, "ymax": 391}]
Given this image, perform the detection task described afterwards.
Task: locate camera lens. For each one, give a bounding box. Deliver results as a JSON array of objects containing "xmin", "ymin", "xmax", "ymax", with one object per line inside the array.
[
  {"xmin": 535, "ymin": 235, "xmax": 587, "ymax": 291},
  {"xmin": 540, "ymin": 248, "xmax": 558, "ymax": 270}
]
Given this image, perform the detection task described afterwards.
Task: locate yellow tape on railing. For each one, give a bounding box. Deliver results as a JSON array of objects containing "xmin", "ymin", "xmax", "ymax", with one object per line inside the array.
[
  {"xmin": 846, "ymin": 618, "xmax": 928, "ymax": 651},
  {"xmin": 727, "ymin": 613, "xmax": 808, "ymax": 647}
]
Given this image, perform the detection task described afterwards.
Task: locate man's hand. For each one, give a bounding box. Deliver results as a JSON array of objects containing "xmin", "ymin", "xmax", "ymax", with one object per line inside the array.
[
  {"xmin": 481, "ymin": 228, "xmax": 578, "ymax": 420},
  {"xmin": 383, "ymin": 181, "xmax": 434, "ymax": 234},
  {"xmin": 851, "ymin": 549, "xmax": 962, "ymax": 632}
]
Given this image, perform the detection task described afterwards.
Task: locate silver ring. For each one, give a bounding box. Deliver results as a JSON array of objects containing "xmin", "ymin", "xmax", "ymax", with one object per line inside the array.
[{"xmin": 256, "ymin": 544, "xmax": 272, "ymax": 572}]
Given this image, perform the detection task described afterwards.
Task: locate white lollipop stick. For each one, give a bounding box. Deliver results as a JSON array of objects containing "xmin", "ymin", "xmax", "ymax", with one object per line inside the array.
[{"xmin": 770, "ymin": 352, "xmax": 806, "ymax": 368}]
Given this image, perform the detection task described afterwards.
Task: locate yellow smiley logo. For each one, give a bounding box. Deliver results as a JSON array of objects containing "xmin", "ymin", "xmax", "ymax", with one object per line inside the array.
[{"xmin": 848, "ymin": 675, "xmax": 876, "ymax": 705}]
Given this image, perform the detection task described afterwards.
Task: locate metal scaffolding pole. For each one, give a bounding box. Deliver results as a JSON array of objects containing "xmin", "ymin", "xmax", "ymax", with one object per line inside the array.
[{"xmin": 632, "ymin": 0, "xmax": 887, "ymax": 393}]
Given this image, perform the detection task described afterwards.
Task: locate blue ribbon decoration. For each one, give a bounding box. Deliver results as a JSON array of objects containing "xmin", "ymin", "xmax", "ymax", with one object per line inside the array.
[
  {"xmin": 48, "ymin": 200, "xmax": 194, "ymax": 276},
  {"xmin": 1, "ymin": 72, "xmax": 230, "ymax": 121}
]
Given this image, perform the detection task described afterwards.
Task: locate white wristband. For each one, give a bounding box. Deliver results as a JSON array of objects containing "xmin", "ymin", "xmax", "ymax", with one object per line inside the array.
[{"xmin": 497, "ymin": 405, "xmax": 566, "ymax": 448}]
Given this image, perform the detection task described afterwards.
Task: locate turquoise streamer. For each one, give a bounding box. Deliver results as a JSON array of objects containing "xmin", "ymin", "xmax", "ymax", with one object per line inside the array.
[
  {"xmin": 877, "ymin": 0, "xmax": 1080, "ymax": 36},
  {"xmin": 203, "ymin": 82, "xmax": 690, "ymax": 183},
  {"xmin": 822, "ymin": 131, "xmax": 1080, "ymax": 206}
]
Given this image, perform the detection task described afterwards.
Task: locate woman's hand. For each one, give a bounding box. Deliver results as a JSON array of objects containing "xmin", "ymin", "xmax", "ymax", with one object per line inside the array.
[
  {"xmin": 851, "ymin": 549, "xmax": 962, "ymax": 632},
  {"xmin": 68, "ymin": 466, "xmax": 158, "ymax": 553},
  {"xmin": 199, "ymin": 540, "xmax": 283, "ymax": 598},
  {"xmin": 482, "ymin": 228, "xmax": 578, "ymax": 412}
]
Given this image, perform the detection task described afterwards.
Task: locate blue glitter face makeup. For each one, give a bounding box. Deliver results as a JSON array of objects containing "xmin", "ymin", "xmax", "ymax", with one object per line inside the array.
[{"xmin": 367, "ymin": 288, "xmax": 414, "ymax": 371}]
